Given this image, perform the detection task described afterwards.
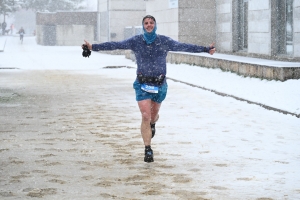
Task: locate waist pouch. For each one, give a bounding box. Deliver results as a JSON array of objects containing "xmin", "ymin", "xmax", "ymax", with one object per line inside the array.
[{"xmin": 137, "ymin": 74, "xmax": 165, "ymax": 85}]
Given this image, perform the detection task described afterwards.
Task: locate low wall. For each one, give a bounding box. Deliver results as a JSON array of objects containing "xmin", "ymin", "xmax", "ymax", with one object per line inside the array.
[{"xmin": 124, "ymin": 50, "xmax": 300, "ymax": 81}]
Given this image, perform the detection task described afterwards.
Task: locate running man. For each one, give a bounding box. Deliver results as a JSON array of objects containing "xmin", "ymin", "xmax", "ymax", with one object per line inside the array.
[{"xmin": 83, "ymin": 15, "xmax": 216, "ymax": 162}]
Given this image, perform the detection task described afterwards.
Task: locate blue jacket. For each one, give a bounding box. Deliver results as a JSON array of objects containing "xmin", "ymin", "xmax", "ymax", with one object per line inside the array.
[{"xmin": 92, "ymin": 34, "xmax": 209, "ymax": 83}]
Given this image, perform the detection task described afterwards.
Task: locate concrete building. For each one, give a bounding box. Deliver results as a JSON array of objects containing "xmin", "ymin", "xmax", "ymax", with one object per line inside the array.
[
  {"xmin": 36, "ymin": 12, "xmax": 97, "ymax": 46},
  {"xmin": 97, "ymin": 0, "xmax": 146, "ymax": 42},
  {"xmin": 145, "ymin": 0, "xmax": 216, "ymax": 48},
  {"xmin": 35, "ymin": 0, "xmax": 300, "ymax": 61},
  {"xmin": 145, "ymin": 0, "xmax": 299, "ymax": 60}
]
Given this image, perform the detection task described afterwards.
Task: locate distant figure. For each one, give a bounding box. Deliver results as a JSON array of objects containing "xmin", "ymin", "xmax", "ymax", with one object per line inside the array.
[
  {"xmin": 10, "ymin": 24, "xmax": 14, "ymax": 34},
  {"xmin": 2, "ymin": 21, "xmax": 7, "ymax": 35},
  {"xmin": 18, "ymin": 27, "xmax": 25, "ymax": 42}
]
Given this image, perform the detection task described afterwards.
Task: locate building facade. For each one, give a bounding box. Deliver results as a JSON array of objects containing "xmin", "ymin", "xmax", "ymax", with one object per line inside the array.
[
  {"xmin": 36, "ymin": 0, "xmax": 300, "ymax": 61},
  {"xmin": 144, "ymin": 0, "xmax": 299, "ymax": 60},
  {"xmin": 145, "ymin": 0, "xmax": 216, "ymax": 50},
  {"xmin": 97, "ymin": 0, "xmax": 146, "ymax": 42},
  {"xmin": 36, "ymin": 12, "xmax": 97, "ymax": 46},
  {"xmin": 216, "ymin": 0, "xmax": 300, "ymax": 60}
]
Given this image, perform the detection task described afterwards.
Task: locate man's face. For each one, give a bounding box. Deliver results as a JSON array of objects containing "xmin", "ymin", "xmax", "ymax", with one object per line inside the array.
[{"xmin": 143, "ymin": 18, "xmax": 155, "ymax": 33}]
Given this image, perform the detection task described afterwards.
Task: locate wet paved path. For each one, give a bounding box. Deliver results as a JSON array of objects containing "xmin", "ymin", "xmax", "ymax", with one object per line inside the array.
[{"xmin": 0, "ymin": 69, "xmax": 300, "ymax": 200}]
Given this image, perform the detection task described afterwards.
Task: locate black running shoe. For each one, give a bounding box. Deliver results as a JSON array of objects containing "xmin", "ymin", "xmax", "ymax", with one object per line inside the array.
[
  {"xmin": 144, "ymin": 146, "xmax": 154, "ymax": 163},
  {"xmin": 151, "ymin": 123, "xmax": 156, "ymax": 138}
]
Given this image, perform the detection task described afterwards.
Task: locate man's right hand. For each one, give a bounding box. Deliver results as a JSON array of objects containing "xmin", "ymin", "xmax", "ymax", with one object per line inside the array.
[{"xmin": 83, "ymin": 40, "xmax": 92, "ymax": 50}]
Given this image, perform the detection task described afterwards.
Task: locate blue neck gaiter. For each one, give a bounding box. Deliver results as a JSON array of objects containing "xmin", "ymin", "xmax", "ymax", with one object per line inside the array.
[{"xmin": 143, "ymin": 24, "xmax": 157, "ymax": 44}]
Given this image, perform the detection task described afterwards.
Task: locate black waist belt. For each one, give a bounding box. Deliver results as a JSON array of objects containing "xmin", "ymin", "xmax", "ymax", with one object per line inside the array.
[{"xmin": 137, "ymin": 74, "xmax": 165, "ymax": 85}]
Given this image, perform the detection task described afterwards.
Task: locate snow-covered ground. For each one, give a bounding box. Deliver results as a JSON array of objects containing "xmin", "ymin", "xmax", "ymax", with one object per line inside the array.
[
  {"xmin": 1, "ymin": 36, "xmax": 299, "ymax": 116},
  {"xmin": 0, "ymin": 36, "xmax": 300, "ymax": 199}
]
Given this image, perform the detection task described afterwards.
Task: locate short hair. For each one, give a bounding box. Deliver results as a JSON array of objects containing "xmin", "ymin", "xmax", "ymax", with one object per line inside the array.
[{"xmin": 142, "ymin": 15, "xmax": 156, "ymax": 23}]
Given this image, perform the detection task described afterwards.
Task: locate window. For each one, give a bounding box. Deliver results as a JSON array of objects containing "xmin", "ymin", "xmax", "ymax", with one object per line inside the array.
[
  {"xmin": 275, "ymin": 0, "xmax": 294, "ymax": 55},
  {"xmin": 286, "ymin": 0, "xmax": 293, "ymax": 55},
  {"xmin": 237, "ymin": 0, "xmax": 248, "ymax": 51}
]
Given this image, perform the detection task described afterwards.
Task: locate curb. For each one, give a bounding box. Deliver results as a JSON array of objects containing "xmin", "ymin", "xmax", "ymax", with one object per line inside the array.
[
  {"xmin": 168, "ymin": 77, "xmax": 300, "ymax": 119},
  {"xmin": 0, "ymin": 39, "xmax": 7, "ymax": 52}
]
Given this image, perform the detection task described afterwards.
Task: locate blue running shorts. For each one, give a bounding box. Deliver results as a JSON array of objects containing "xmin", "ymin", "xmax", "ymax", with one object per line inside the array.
[{"xmin": 133, "ymin": 80, "xmax": 168, "ymax": 103}]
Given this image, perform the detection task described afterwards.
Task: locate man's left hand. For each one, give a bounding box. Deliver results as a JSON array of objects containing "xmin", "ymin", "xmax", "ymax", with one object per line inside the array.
[{"xmin": 209, "ymin": 42, "xmax": 216, "ymax": 55}]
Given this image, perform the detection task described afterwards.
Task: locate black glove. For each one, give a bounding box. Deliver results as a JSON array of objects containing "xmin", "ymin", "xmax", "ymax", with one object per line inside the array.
[{"xmin": 82, "ymin": 44, "xmax": 91, "ymax": 58}]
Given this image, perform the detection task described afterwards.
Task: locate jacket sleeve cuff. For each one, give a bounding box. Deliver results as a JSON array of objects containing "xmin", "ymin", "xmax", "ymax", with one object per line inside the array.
[{"xmin": 204, "ymin": 46, "xmax": 210, "ymax": 53}]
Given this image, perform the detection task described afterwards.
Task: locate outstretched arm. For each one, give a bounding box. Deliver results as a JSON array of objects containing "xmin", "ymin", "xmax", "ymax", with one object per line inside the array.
[
  {"xmin": 168, "ymin": 37, "xmax": 216, "ymax": 55},
  {"xmin": 82, "ymin": 38, "xmax": 133, "ymax": 52}
]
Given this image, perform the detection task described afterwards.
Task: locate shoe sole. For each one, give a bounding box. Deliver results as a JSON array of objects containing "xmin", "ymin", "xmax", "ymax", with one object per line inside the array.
[{"xmin": 144, "ymin": 156, "xmax": 154, "ymax": 162}]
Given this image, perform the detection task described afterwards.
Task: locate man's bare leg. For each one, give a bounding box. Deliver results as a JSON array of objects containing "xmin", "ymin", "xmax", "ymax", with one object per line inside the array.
[
  {"xmin": 138, "ymin": 99, "xmax": 161, "ymax": 162},
  {"xmin": 138, "ymin": 99, "xmax": 153, "ymax": 146}
]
